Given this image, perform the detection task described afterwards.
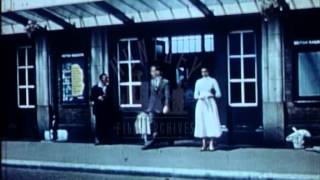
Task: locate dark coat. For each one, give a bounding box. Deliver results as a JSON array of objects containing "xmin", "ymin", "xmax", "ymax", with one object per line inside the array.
[{"xmin": 90, "ymin": 84, "xmax": 118, "ymax": 115}]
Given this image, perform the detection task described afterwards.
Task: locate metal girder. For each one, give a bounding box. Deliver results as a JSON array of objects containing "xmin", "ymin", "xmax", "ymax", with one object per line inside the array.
[
  {"xmin": 2, "ymin": 12, "xmax": 29, "ymax": 25},
  {"xmin": 189, "ymin": 0, "xmax": 214, "ymax": 17},
  {"xmin": 93, "ymin": 1, "xmax": 133, "ymax": 24},
  {"xmin": 32, "ymin": 8, "xmax": 75, "ymax": 29}
]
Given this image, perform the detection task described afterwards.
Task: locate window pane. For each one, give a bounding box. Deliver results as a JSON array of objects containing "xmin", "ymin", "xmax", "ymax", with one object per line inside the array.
[
  {"xmin": 195, "ymin": 35, "xmax": 201, "ymax": 52},
  {"xmin": 230, "ymin": 58, "xmax": 241, "ymax": 79},
  {"xmin": 28, "ymin": 68, "xmax": 36, "ymax": 85},
  {"xmin": 229, "ymin": 33, "xmax": 240, "ymax": 55},
  {"xmin": 183, "ymin": 36, "xmax": 190, "ymax": 53},
  {"xmin": 29, "ymin": 88, "xmax": 36, "ymax": 106},
  {"xmin": 132, "ymin": 63, "xmax": 143, "ymax": 82},
  {"xmin": 230, "ymin": 82, "xmax": 242, "ymax": 103},
  {"xmin": 27, "ymin": 47, "xmax": 35, "ymax": 66},
  {"xmin": 298, "ymin": 52, "xmax": 320, "ymax": 96},
  {"xmin": 243, "ymin": 57, "xmax": 255, "ymax": 78},
  {"xmin": 120, "ymin": 86, "xmax": 129, "ymax": 104},
  {"xmin": 132, "ymin": 85, "xmax": 141, "ymax": 104},
  {"xmin": 204, "ymin": 34, "xmax": 214, "ymax": 52},
  {"xmin": 243, "ymin": 33, "xmax": 255, "ymax": 54},
  {"xmin": 18, "ymin": 48, "xmax": 26, "ymax": 66},
  {"xmin": 172, "ymin": 37, "xmax": 177, "ymax": 53},
  {"xmin": 119, "ymin": 41, "xmax": 128, "ymax": 60},
  {"xmin": 119, "ymin": 64, "xmax": 129, "ymax": 82},
  {"xmin": 156, "ymin": 37, "xmax": 169, "ymax": 54},
  {"xmin": 19, "ymin": 88, "xmax": 27, "ymax": 105},
  {"xmin": 189, "ymin": 36, "xmax": 195, "ymax": 52},
  {"xmin": 178, "ymin": 37, "xmax": 183, "ymax": 53},
  {"xmin": 131, "ymin": 40, "xmax": 140, "ymax": 60},
  {"xmin": 19, "ymin": 69, "xmax": 26, "ymax": 86},
  {"xmin": 244, "ymin": 82, "xmax": 256, "ymax": 103}
]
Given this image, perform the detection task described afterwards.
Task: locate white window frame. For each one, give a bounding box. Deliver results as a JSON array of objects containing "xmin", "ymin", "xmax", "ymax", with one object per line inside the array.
[
  {"xmin": 117, "ymin": 38, "xmax": 142, "ymax": 108},
  {"xmin": 17, "ymin": 46, "xmax": 35, "ymax": 109},
  {"xmin": 227, "ymin": 30, "xmax": 258, "ymax": 107}
]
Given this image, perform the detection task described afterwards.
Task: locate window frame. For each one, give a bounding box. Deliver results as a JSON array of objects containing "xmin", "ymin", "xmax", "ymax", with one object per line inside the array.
[
  {"xmin": 117, "ymin": 38, "xmax": 142, "ymax": 108},
  {"xmin": 292, "ymin": 45, "xmax": 320, "ymax": 102},
  {"xmin": 17, "ymin": 46, "xmax": 35, "ymax": 109},
  {"xmin": 227, "ymin": 30, "xmax": 258, "ymax": 107}
]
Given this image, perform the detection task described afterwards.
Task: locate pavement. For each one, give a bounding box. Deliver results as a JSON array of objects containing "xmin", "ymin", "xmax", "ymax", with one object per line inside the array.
[{"xmin": 1, "ymin": 141, "xmax": 320, "ymax": 180}]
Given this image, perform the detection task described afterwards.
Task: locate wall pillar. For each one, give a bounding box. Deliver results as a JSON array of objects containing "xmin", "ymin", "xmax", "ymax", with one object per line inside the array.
[
  {"xmin": 261, "ymin": 14, "xmax": 285, "ymax": 145},
  {"xmin": 35, "ymin": 35, "xmax": 50, "ymax": 139}
]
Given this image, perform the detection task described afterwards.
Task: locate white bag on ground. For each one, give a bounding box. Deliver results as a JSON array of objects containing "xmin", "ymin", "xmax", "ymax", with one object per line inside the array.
[
  {"xmin": 134, "ymin": 112, "xmax": 151, "ymax": 135},
  {"xmin": 286, "ymin": 127, "xmax": 311, "ymax": 149}
]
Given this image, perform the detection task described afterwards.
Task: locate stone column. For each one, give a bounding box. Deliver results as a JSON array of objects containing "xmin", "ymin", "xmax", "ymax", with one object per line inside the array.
[
  {"xmin": 261, "ymin": 14, "xmax": 285, "ymax": 145},
  {"xmin": 35, "ymin": 35, "xmax": 50, "ymax": 139}
]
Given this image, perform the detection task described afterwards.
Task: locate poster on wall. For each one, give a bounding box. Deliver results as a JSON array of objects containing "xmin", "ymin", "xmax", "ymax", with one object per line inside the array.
[{"xmin": 61, "ymin": 53, "xmax": 87, "ymax": 105}]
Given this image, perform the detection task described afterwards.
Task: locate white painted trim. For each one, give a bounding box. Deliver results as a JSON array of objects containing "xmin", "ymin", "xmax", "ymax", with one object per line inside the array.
[
  {"xmin": 229, "ymin": 54, "xmax": 256, "ymax": 58},
  {"xmin": 18, "ymin": 105, "xmax": 36, "ymax": 109},
  {"xmin": 229, "ymin": 30, "xmax": 254, "ymax": 34},
  {"xmin": 120, "ymin": 104, "xmax": 142, "ymax": 108},
  {"xmin": 18, "ymin": 66, "xmax": 34, "ymax": 69},
  {"xmin": 61, "ymin": 53, "xmax": 84, "ymax": 58},
  {"xmin": 119, "ymin": 38, "xmax": 138, "ymax": 42},
  {"xmin": 119, "ymin": 60, "xmax": 141, "ymax": 64},
  {"xmin": 119, "ymin": 82, "xmax": 142, "ymax": 86},
  {"xmin": 18, "ymin": 85, "xmax": 35, "ymax": 89}
]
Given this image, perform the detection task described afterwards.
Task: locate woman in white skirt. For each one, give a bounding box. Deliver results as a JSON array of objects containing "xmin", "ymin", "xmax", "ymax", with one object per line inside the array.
[{"xmin": 194, "ymin": 67, "xmax": 222, "ymax": 151}]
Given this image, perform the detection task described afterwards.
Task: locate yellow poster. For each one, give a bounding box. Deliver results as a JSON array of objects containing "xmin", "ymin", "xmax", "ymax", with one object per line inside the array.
[{"xmin": 71, "ymin": 64, "xmax": 85, "ymax": 97}]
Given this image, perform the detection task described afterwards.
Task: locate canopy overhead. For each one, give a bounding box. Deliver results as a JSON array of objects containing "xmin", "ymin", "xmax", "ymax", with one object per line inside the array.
[{"xmin": 1, "ymin": 0, "xmax": 319, "ymax": 35}]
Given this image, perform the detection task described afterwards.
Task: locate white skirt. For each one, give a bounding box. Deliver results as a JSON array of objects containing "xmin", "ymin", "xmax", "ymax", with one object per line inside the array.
[{"xmin": 194, "ymin": 98, "xmax": 222, "ymax": 138}]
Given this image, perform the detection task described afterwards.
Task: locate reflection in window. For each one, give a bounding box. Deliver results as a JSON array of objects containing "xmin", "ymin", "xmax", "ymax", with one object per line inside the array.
[
  {"xmin": 298, "ymin": 51, "xmax": 320, "ymax": 97},
  {"xmin": 176, "ymin": 67, "xmax": 188, "ymax": 86}
]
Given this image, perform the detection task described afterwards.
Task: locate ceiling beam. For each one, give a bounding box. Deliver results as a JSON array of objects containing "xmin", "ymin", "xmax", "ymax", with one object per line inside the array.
[
  {"xmin": 32, "ymin": 8, "xmax": 75, "ymax": 29},
  {"xmin": 189, "ymin": 0, "xmax": 214, "ymax": 17},
  {"xmin": 2, "ymin": 12, "xmax": 30, "ymax": 25},
  {"xmin": 93, "ymin": 1, "xmax": 134, "ymax": 24}
]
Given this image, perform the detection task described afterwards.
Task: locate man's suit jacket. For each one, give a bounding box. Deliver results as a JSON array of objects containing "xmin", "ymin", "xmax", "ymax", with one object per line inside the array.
[{"xmin": 146, "ymin": 77, "xmax": 170, "ymax": 114}]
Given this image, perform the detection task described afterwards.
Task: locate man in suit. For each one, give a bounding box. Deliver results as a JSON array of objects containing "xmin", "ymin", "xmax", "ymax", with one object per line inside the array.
[
  {"xmin": 142, "ymin": 65, "xmax": 170, "ymax": 150},
  {"xmin": 90, "ymin": 73, "xmax": 117, "ymax": 145}
]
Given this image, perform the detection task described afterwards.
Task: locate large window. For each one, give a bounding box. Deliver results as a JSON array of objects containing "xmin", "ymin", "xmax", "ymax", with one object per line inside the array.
[
  {"xmin": 297, "ymin": 51, "xmax": 320, "ymax": 97},
  {"xmin": 228, "ymin": 31, "xmax": 257, "ymax": 107},
  {"xmin": 117, "ymin": 39, "xmax": 143, "ymax": 108},
  {"xmin": 17, "ymin": 46, "xmax": 35, "ymax": 108}
]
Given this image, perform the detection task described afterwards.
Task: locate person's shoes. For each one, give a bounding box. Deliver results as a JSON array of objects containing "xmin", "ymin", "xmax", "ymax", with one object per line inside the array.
[
  {"xmin": 200, "ymin": 146, "xmax": 207, "ymax": 151},
  {"xmin": 142, "ymin": 139, "xmax": 156, "ymax": 150},
  {"xmin": 208, "ymin": 146, "xmax": 215, "ymax": 151},
  {"xmin": 94, "ymin": 138, "xmax": 101, "ymax": 145}
]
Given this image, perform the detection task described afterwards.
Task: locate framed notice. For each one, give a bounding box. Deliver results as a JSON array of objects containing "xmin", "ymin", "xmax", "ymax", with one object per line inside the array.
[{"xmin": 61, "ymin": 53, "xmax": 87, "ymax": 105}]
